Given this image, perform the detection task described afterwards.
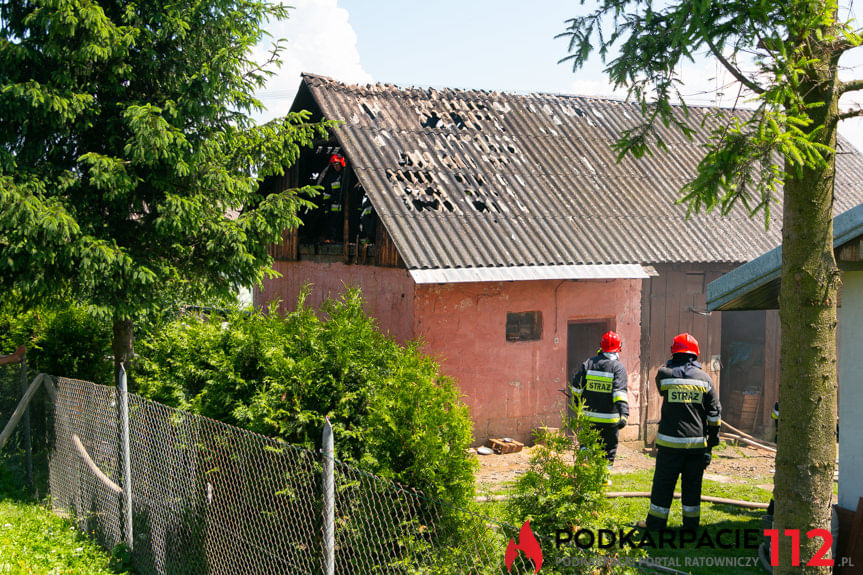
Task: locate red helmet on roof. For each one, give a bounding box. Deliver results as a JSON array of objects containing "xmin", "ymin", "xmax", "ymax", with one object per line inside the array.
[
  {"xmin": 671, "ymin": 333, "xmax": 699, "ymax": 356},
  {"xmin": 600, "ymin": 331, "xmax": 622, "ymax": 353},
  {"xmin": 329, "ymin": 153, "xmax": 345, "ymax": 168}
]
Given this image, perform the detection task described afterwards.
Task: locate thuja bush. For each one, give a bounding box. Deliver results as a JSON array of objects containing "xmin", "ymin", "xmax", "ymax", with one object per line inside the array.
[
  {"xmin": 506, "ymin": 401, "xmax": 644, "ymax": 573},
  {"xmin": 135, "ymin": 287, "xmax": 477, "ymax": 506},
  {"xmin": 506, "ymin": 400, "xmax": 609, "ymax": 537},
  {"xmin": 0, "ymin": 303, "xmax": 113, "ymax": 386}
]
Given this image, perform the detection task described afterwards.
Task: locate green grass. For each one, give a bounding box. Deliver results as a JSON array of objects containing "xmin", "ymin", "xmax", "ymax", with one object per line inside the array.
[
  {"xmin": 479, "ymin": 466, "xmax": 774, "ymax": 575},
  {"xmin": 0, "ymin": 454, "xmax": 128, "ymax": 574},
  {"xmin": 0, "ymin": 499, "xmax": 130, "ymax": 574}
]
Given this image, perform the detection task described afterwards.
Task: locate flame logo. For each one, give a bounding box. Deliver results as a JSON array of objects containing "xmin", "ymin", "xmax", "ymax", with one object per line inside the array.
[{"xmin": 504, "ymin": 520, "xmax": 543, "ymax": 573}]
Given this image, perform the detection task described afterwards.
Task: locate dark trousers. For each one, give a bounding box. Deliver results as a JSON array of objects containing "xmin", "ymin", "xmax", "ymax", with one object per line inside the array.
[
  {"xmin": 646, "ymin": 446, "xmax": 706, "ymax": 530},
  {"xmin": 592, "ymin": 423, "xmax": 619, "ymax": 464}
]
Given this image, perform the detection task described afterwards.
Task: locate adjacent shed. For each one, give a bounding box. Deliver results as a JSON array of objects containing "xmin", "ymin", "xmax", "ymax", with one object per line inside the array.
[
  {"xmin": 706, "ymin": 203, "xmax": 863, "ymax": 546},
  {"xmin": 256, "ymin": 74, "xmax": 863, "ymax": 444}
]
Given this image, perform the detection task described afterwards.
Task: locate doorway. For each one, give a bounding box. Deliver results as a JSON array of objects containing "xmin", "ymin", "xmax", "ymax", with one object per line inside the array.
[{"xmin": 567, "ymin": 320, "xmax": 612, "ymax": 383}]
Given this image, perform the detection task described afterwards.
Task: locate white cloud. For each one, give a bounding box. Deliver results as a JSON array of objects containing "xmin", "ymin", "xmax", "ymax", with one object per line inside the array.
[{"xmin": 252, "ymin": 0, "xmax": 372, "ymax": 123}]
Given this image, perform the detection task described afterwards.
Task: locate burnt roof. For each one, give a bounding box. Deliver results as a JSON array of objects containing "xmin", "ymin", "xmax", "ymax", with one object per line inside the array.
[{"xmin": 297, "ymin": 73, "xmax": 863, "ymax": 271}]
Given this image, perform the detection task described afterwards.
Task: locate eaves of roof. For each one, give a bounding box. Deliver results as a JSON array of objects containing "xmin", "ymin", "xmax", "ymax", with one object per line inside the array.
[{"xmin": 706, "ymin": 203, "xmax": 863, "ymax": 311}]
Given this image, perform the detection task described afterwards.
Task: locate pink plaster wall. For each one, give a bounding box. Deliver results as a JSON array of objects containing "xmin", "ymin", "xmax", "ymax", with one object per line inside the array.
[
  {"xmin": 414, "ymin": 279, "xmax": 642, "ymax": 444},
  {"xmin": 254, "ymin": 261, "xmax": 416, "ymax": 344},
  {"xmin": 257, "ymin": 267, "xmax": 643, "ymax": 445}
]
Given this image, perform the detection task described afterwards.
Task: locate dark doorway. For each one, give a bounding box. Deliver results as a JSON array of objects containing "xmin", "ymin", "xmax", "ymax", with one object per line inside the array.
[
  {"xmin": 720, "ymin": 310, "xmax": 767, "ymax": 433},
  {"xmin": 567, "ymin": 320, "xmax": 612, "ymax": 384}
]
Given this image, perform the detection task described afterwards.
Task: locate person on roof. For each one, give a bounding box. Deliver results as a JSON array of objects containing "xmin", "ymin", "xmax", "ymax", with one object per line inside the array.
[
  {"xmin": 644, "ymin": 333, "xmax": 721, "ymax": 531},
  {"xmin": 570, "ymin": 331, "xmax": 630, "ymax": 467},
  {"xmin": 317, "ymin": 153, "xmax": 346, "ymax": 242}
]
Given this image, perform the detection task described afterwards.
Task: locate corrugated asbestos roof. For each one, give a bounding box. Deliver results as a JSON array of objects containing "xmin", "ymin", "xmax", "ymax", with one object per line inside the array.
[{"xmin": 298, "ymin": 73, "xmax": 863, "ymax": 272}]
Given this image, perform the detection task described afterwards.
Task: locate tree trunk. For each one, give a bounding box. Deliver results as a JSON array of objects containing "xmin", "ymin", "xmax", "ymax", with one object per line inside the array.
[
  {"xmin": 112, "ymin": 317, "xmax": 135, "ymax": 386},
  {"xmin": 774, "ymin": 49, "xmax": 841, "ymax": 574}
]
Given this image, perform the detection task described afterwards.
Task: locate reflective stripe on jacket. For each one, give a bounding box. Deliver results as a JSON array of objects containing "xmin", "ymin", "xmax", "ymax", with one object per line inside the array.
[
  {"xmin": 571, "ymin": 353, "xmax": 629, "ymax": 425},
  {"xmin": 655, "ymin": 355, "xmax": 721, "ymax": 449}
]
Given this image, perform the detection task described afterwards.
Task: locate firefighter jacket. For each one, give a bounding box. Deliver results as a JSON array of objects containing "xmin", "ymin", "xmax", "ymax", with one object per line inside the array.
[
  {"xmin": 318, "ymin": 166, "xmax": 343, "ymax": 212},
  {"xmin": 571, "ymin": 352, "xmax": 629, "ymax": 426},
  {"xmin": 655, "ymin": 354, "xmax": 721, "ymax": 449}
]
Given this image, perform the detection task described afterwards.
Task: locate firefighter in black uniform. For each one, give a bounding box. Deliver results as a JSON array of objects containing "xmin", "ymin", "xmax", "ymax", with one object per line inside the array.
[
  {"xmin": 644, "ymin": 333, "xmax": 721, "ymax": 531},
  {"xmin": 570, "ymin": 331, "xmax": 629, "ymax": 466},
  {"xmin": 317, "ymin": 153, "xmax": 345, "ymax": 241}
]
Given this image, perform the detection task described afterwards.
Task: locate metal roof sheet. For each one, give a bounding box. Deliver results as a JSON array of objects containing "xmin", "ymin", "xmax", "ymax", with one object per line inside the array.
[
  {"xmin": 409, "ymin": 264, "xmax": 650, "ymax": 284},
  {"xmin": 299, "ymin": 74, "xmax": 863, "ymax": 271}
]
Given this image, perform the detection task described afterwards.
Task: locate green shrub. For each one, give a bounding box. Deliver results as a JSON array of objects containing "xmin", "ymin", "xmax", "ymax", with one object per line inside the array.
[
  {"xmin": 135, "ymin": 287, "xmax": 477, "ymax": 507},
  {"xmin": 0, "ymin": 304, "xmax": 112, "ymax": 385},
  {"xmin": 506, "ymin": 399, "xmax": 610, "ymax": 537},
  {"xmin": 506, "ymin": 400, "xmax": 644, "ymax": 573}
]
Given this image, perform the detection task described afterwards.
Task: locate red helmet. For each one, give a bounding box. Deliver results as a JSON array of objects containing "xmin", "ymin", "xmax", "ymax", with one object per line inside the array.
[
  {"xmin": 329, "ymin": 154, "xmax": 345, "ymax": 168},
  {"xmin": 670, "ymin": 333, "xmax": 699, "ymax": 356},
  {"xmin": 600, "ymin": 331, "xmax": 622, "ymax": 353}
]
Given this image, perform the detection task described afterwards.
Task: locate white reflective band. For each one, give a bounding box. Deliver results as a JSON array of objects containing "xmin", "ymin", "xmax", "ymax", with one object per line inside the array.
[
  {"xmin": 331, "ymin": 181, "xmax": 341, "ymax": 189},
  {"xmin": 661, "ymin": 378, "xmax": 709, "ymax": 390},
  {"xmin": 585, "ymin": 411, "xmax": 619, "ymax": 420},
  {"xmin": 649, "ymin": 503, "xmax": 670, "ymax": 517},
  {"xmin": 707, "ymin": 415, "xmax": 720, "ymax": 423},
  {"xmin": 572, "ymin": 387, "xmax": 583, "ymax": 396},
  {"xmin": 772, "ymin": 410, "xmax": 779, "ymax": 419},
  {"xmin": 682, "ymin": 505, "xmax": 701, "ymax": 516},
  {"xmin": 613, "ymin": 391, "xmax": 628, "ymax": 402},
  {"xmin": 656, "ymin": 433, "xmax": 706, "ymax": 445}
]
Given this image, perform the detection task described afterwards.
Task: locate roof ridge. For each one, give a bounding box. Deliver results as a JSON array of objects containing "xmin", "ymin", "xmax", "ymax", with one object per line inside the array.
[{"xmin": 300, "ymin": 71, "xmax": 757, "ymax": 113}]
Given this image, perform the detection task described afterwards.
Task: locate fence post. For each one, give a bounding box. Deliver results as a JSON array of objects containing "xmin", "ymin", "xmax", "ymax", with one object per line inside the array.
[
  {"xmin": 322, "ymin": 417, "xmax": 334, "ymax": 575},
  {"xmin": 19, "ymin": 354, "xmax": 32, "ymax": 492},
  {"xmin": 119, "ymin": 363, "xmax": 133, "ymax": 551}
]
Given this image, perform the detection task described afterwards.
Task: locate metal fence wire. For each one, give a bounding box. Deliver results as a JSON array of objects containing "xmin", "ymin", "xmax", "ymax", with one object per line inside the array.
[
  {"xmin": 0, "ymin": 355, "xmax": 41, "ymax": 492},
  {"xmin": 45, "ymin": 377, "xmax": 526, "ymax": 575}
]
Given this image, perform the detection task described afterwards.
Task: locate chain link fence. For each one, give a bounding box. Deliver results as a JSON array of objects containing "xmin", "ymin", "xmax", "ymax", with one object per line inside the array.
[
  {"xmin": 43, "ymin": 376, "xmax": 529, "ymax": 574},
  {"xmin": 0, "ymin": 352, "xmax": 42, "ymax": 495}
]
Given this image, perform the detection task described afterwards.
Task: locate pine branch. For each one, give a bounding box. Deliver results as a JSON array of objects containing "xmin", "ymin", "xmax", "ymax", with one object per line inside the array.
[{"xmin": 704, "ymin": 38, "xmax": 765, "ymax": 95}]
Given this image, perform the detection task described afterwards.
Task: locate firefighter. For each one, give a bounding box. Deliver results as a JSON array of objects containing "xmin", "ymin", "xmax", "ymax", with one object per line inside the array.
[
  {"xmin": 317, "ymin": 153, "xmax": 345, "ymax": 241},
  {"xmin": 644, "ymin": 333, "xmax": 721, "ymax": 531},
  {"xmin": 359, "ymin": 191, "xmax": 376, "ymax": 245},
  {"xmin": 570, "ymin": 331, "xmax": 629, "ymax": 466},
  {"xmin": 767, "ymin": 401, "xmax": 779, "ymax": 516}
]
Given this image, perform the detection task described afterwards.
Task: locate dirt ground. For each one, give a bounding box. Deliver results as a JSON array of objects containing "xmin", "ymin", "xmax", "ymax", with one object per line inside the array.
[{"xmin": 474, "ymin": 440, "xmax": 776, "ymax": 493}]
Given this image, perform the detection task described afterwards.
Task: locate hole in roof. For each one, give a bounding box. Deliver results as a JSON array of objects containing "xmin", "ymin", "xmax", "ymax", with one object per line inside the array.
[
  {"xmin": 473, "ymin": 200, "xmax": 489, "ymax": 212},
  {"xmin": 450, "ymin": 112, "xmax": 466, "ymax": 129},
  {"xmin": 422, "ymin": 111, "xmax": 442, "ymax": 129},
  {"xmin": 574, "ymin": 107, "xmax": 585, "ymax": 117},
  {"xmin": 362, "ymin": 103, "xmax": 376, "ymax": 121}
]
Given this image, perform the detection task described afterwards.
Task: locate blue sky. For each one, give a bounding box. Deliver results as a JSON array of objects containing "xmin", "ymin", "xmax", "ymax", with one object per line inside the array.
[{"xmin": 255, "ymin": 0, "xmax": 863, "ymax": 151}]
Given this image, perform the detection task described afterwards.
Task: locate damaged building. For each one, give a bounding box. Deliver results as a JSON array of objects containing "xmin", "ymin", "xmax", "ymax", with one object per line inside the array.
[{"xmin": 255, "ymin": 73, "xmax": 863, "ymax": 445}]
